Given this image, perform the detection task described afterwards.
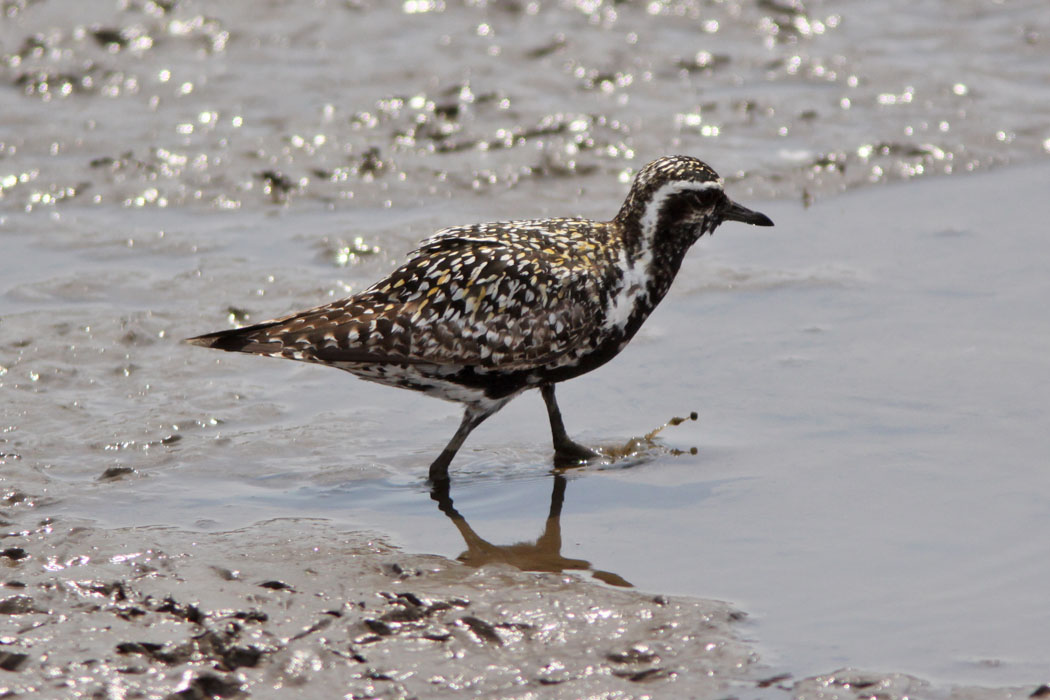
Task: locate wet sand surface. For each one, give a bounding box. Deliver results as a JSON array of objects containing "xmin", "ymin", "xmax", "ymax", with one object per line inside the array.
[{"xmin": 3, "ymin": 1, "xmax": 1050, "ymax": 697}]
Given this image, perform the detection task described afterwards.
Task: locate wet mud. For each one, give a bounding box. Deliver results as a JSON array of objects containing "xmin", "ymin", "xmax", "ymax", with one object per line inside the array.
[
  {"xmin": 3, "ymin": 0, "xmax": 1050, "ymax": 697},
  {"xmin": 4, "ymin": 518, "xmax": 761, "ymax": 698}
]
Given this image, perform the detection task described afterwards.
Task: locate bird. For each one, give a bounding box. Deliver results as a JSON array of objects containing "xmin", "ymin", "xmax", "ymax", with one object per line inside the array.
[{"xmin": 185, "ymin": 155, "xmax": 773, "ymax": 482}]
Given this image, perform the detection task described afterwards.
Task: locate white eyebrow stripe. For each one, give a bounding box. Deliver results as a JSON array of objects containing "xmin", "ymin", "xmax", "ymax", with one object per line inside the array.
[{"xmin": 640, "ymin": 178, "xmax": 724, "ymax": 240}]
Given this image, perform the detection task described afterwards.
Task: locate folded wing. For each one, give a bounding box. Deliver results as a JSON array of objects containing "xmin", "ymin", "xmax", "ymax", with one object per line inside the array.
[{"xmin": 186, "ymin": 222, "xmax": 606, "ymax": 373}]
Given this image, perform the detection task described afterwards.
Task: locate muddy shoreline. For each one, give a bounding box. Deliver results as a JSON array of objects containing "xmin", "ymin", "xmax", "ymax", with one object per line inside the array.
[{"xmin": 4, "ymin": 503, "xmax": 1045, "ymax": 698}]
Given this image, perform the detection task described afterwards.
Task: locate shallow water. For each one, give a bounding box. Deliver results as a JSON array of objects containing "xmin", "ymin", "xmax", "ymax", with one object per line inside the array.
[{"xmin": 3, "ymin": 0, "xmax": 1050, "ymax": 693}]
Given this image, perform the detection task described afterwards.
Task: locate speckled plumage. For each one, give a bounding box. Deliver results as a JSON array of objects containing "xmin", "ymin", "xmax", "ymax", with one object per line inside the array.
[{"xmin": 186, "ymin": 155, "xmax": 773, "ymax": 480}]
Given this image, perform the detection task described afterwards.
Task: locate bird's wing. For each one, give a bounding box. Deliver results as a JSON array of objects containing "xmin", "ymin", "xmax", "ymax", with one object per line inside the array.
[{"xmin": 191, "ymin": 222, "xmax": 610, "ymax": 372}]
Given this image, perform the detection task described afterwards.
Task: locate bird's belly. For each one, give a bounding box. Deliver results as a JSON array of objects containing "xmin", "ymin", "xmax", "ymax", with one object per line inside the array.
[{"xmin": 332, "ymin": 361, "xmax": 524, "ymax": 410}]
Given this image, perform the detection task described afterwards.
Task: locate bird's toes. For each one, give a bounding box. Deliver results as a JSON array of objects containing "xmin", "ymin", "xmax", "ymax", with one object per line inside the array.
[{"xmin": 553, "ymin": 440, "xmax": 601, "ymax": 466}]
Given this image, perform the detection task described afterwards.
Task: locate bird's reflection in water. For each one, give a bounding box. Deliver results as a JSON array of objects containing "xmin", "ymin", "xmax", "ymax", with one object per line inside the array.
[{"xmin": 430, "ymin": 473, "xmax": 632, "ymax": 587}]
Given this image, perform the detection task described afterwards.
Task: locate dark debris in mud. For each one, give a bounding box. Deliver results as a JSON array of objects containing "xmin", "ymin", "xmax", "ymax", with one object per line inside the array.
[
  {"xmin": 0, "ymin": 650, "xmax": 30, "ymax": 672},
  {"xmin": 98, "ymin": 466, "xmax": 136, "ymax": 481},
  {"xmin": 1, "ymin": 546, "xmax": 29, "ymax": 560}
]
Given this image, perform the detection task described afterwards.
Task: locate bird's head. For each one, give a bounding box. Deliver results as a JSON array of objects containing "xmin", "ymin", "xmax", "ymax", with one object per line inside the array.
[{"xmin": 616, "ymin": 155, "xmax": 773, "ymax": 258}]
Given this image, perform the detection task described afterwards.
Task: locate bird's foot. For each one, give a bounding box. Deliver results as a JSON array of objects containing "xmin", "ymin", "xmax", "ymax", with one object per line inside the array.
[{"xmin": 553, "ymin": 439, "xmax": 601, "ymax": 467}]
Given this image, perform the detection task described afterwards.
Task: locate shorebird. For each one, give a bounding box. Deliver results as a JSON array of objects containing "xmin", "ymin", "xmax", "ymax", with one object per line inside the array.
[{"xmin": 186, "ymin": 155, "xmax": 773, "ymax": 481}]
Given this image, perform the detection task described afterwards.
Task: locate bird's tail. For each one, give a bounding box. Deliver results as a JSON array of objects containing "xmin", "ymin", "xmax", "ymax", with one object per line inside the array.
[{"xmin": 183, "ymin": 319, "xmax": 287, "ymax": 355}]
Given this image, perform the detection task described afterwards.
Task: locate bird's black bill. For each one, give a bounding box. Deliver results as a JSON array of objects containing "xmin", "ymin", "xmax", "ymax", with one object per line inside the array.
[{"xmin": 722, "ymin": 199, "xmax": 774, "ymax": 227}]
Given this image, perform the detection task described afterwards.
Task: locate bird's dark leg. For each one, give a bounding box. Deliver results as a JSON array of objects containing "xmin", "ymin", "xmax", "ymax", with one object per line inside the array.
[
  {"xmin": 429, "ymin": 408, "xmax": 490, "ymax": 483},
  {"xmin": 540, "ymin": 384, "xmax": 599, "ymax": 463}
]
